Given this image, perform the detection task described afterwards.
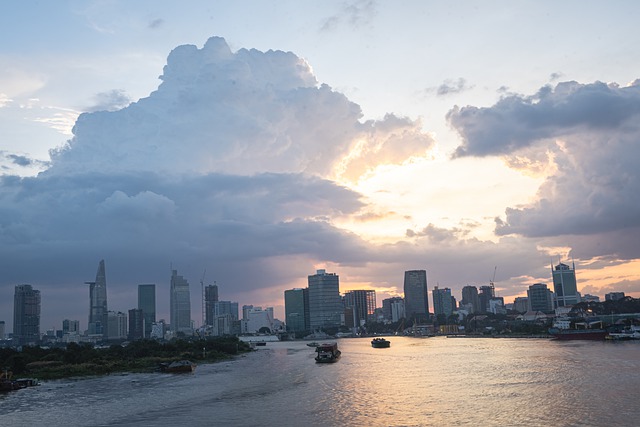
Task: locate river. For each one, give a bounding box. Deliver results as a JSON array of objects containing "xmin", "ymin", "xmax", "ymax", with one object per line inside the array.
[{"xmin": 1, "ymin": 337, "xmax": 639, "ymax": 426}]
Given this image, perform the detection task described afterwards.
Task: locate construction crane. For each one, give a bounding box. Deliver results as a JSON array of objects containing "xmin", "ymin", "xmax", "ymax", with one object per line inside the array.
[{"xmin": 490, "ymin": 266, "xmax": 497, "ymax": 293}]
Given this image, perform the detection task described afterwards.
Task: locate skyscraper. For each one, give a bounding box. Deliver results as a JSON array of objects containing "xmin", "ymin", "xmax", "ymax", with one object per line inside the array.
[
  {"xmin": 403, "ymin": 270, "xmax": 429, "ymax": 321},
  {"xmin": 86, "ymin": 259, "xmax": 108, "ymax": 336},
  {"xmin": 432, "ymin": 286, "xmax": 453, "ymax": 318},
  {"xmin": 343, "ymin": 290, "xmax": 376, "ymax": 327},
  {"xmin": 284, "ymin": 288, "xmax": 310, "ymax": 334},
  {"xmin": 478, "ymin": 285, "xmax": 495, "ymax": 314},
  {"xmin": 308, "ymin": 269, "xmax": 342, "ymax": 331},
  {"xmin": 552, "ymin": 262, "xmax": 579, "ymax": 307},
  {"xmin": 204, "ymin": 284, "xmax": 219, "ymax": 326},
  {"xmin": 461, "ymin": 285, "xmax": 480, "ymax": 314},
  {"xmin": 138, "ymin": 284, "xmax": 156, "ymax": 338},
  {"xmin": 128, "ymin": 308, "xmax": 144, "ymax": 340},
  {"xmin": 170, "ymin": 269, "xmax": 192, "ymax": 334},
  {"xmin": 527, "ymin": 283, "xmax": 554, "ymax": 313},
  {"xmin": 382, "ymin": 297, "xmax": 405, "ymax": 322},
  {"xmin": 13, "ymin": 284, "xmax": 41, "ymax": 345}
]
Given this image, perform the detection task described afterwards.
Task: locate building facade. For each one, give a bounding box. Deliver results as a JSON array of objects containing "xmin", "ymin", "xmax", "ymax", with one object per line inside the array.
[
  {"xmin": 432, "ymin": 286, "xmax": 453, "ymax": 318},
  {"xmin": 527, "ymin": 283, "xmax": 554, "ymax": 313},
  {"xmin": 107, "ymin": 311, "xmax": 127, "ymax": 340},
  {"xmin": 308, "ymin": 269, "xmax": 343, "ymax": 331},
  {"xmin": 284, "ymin": 288, "xmax": 310, "ymax": 334},
  {"xmin": 382, "ymin": 297, "xmax": 405, "ymax": 322},
  {"xmin": 128, "ymin": 308, "xmax": 145, "ymax": 340},
  {"xmin": 13, "ymin": 284, "xmax": 41, "ymax": 345},
  {"xmin": 403, "ymin": 270, "xmax": 429, "ymax": 321},
  {"xmin": 138, "ymin": 284, "xmax": 156, "ymax": 338},
  {"xmin": 170, "ymin": 269, "xmax": 192, "ymax": 334},
  {"xmin": 205, "ymin": 284, "xmax": 220, "ymax": 326},
  {"xmin": 85, "ymin": 259, "xmax": 108, "ymax": 337},
  {"xmin": 552, "ymin": 262, "xmax": 579, "ymax": 307},
  {"xmin": 461, "ymin": 285, "xmax": 480, "ymax": 314},
  {"xmin": 478, "ymin": 285, "xmax": 495, "ymax": 314},
  {"xmin": 343, "ymin": 290, "xmax": 376, "ymax": 327}
]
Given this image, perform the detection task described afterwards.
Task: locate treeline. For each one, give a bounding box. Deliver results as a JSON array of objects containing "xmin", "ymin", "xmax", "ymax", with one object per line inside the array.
[
  {"xmin": 0, "ymin": 337, "xmax": 252, "ymax": 380},
  {"xmin": 572, "ymin": 296, "xmax": 640, "ymax": 315}
]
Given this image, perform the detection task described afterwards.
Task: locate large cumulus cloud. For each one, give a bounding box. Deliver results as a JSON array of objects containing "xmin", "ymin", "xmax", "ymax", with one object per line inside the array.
[
  {"xmin": 449, "ymin": 80, "xmax": 640, "ymax": 259},
  {"xmin": 1, "ymin": 37, "xmax": 435, "ymax": 327}
]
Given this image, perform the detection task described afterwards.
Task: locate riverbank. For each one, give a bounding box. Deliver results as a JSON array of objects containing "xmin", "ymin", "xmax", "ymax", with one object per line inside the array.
[{"xmin": 0, "ymin": 337, "xmax": 253, "ymax": 381}]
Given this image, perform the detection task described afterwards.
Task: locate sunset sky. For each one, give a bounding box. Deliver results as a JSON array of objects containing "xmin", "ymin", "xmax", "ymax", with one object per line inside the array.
[{"xmin": 2, "ymin": 1, "xmax": 639, "ymax": 330}]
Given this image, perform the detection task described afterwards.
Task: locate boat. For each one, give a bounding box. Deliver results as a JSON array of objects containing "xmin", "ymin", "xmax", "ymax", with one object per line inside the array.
[
  {"xmin": 315, "ymin": 342, "xmax": 341, "ymax": 363},
  {"xmin": 549, "ymin": 328, "xmax": 609, "ymax": 340},
  {"xmin": 159, "ymin": 360, "xmax": 196, "ymax": 373},
  {"xmin": 606, "ymin": 326, "xmax": 640, "ymax": 341},
  {"xmin": 306, "ymin": 341, "xmax": 320, "ymax": 347},
  {"xmin": 0, "ymin": 370, "xmax": 39, "ymax": 392},
  {"xmin": 371, "ymin": 337, "xmax": 391, "ymax": 348},
  {"xmin": 254, "ymin": 341, "xmax": 267, "ymax": 346}
]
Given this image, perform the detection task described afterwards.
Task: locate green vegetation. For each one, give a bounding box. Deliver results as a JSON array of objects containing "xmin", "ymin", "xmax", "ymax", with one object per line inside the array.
[{"xmin": 0, "ymin": 337, "xmax": 252, "ymax": 380}]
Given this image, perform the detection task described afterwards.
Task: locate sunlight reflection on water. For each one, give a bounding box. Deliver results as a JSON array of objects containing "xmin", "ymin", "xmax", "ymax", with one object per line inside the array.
[{"xmin": 1, "ymin": 337, "xmax": 639, "ymax": 426}]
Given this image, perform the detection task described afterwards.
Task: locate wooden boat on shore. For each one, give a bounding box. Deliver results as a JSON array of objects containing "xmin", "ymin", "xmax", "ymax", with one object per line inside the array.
[
  {"xmin": 159, "ymin": 360, "xmax": 196, "ymax": 373},
  {"xmin": 315, "ymin": 342, "xmax": 341, "ymax": 363}
]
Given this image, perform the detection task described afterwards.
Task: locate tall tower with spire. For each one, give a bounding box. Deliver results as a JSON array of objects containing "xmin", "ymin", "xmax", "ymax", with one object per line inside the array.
[{"xmin": 86, "ymin": 259, "xmax": 108, "ymax": 336}]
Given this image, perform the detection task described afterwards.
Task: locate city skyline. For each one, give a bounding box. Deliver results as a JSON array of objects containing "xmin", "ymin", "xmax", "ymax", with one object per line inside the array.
[{"xmin": 2, "ymin": 2, "xmax": 640, "ymax": 331}]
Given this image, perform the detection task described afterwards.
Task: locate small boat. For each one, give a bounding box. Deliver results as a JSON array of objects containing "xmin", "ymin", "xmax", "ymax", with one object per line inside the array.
[
  {"xmin": 606, "ymin": 326, "xmax": 640, "ymax": 341},
  {"xmin": 371, "ymin": 337, "xmax": 391, "ymax": 348},
  {"xmin": 254, "ymin": 341, "xmax": 267, "ymax": 346},
  {"xmin": 306, "ymin": 341, "xmax": 320, "ymax": 348},
  {"xmin": 159, "ymin": 360, "xmax": 196, "ymax": 373},
  {"xmin": 315, "ymin": 342, "xmax": 341, "ymax": 363}
]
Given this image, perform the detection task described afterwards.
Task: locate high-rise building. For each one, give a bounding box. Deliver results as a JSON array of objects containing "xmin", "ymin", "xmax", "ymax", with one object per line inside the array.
[
  {"xmin": 213, "ymin": 301, "xmax": 239, "ymax": 320},
  {"xmin": 62, "ymin": 319, "xmax": 80, "ymax": 334},
  {"xmin": 343, "ymin": 290, "xmax": 376, "ymax": 327},
  {"xmin": 432, "ymin": 286, "xmax": 453, "ymax": 318},
  {"xmin": 308, "ymin": 269, "xmax": 343, "ymax": 331},
  {"xmin": 552, "ymin": 262, "xmax": 579, "ymax": 307},
  {"xmin": 382, "ymin": 297, "xmax": 405, "ymax": 322},
  {"xmin": 284, "ymin": 288, "xmax": 310, "ymax": 334},
  {"xmin": 205, "ymin": 284, "xmax": 219, "ymax": 326},
  {"xmin": 138, "ymin": 284, "xmax": 156, "ymax": 338},
  {"xmin": 605, "ymin": 292, "xmax": 625, "ymax": 301},
  {"xmin": 107, "ymin": 311, "xmax": 127, "ymax": 340},
  {"xmin": 86, "ymin": 259, "xmax": 108, "ymax": 337},
  {"xmin": 513, "ymin": 297, "xmax": 529, "ymax": 313},
  {"xmin": 478, "ymin": 285, "xmax": 495, "ymax": 314},
  {"xmin": 170, "ymin": 269, "xmax": 192, "ymax": 334},
  {"xmin": 461, "ymin": 285, "xmax": 480, "ymax": 314},
  {"xmin": 403, "ymin": 270, "xmax": 429, "ymax": 321},
  {"xmin": 128, "ymin": 308, "xmax": 144, "ymax": 340},
  {"xmin": 527, "ymin": 283, "xmax": 554, "ymax": 313},
  {"xmin": 13, "ymin": 284, "xmax": 41, "ymax": 345},
  {"xmin": 0, "ymin": 320, "xmax": 5, "ymax": 340}
]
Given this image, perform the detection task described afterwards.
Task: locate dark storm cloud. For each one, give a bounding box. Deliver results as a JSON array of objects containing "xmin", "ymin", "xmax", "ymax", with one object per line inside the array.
[{"xmin": 449, "ymin": 80, "xmax": 640, "ymax": 158}]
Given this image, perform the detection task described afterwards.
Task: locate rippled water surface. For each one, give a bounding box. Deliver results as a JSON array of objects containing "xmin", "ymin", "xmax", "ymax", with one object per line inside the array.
[{"xmin": 2, "ymin": 337, "xmax": 639, "ymax": 426}]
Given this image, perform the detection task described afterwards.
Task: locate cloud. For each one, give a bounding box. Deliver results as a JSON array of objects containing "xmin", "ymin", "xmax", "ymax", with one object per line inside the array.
[
  {"xmin": 0, "ymin": 93, "xmax": 11, "ymax": 107},
  {"xmin": 446, "ymin": 80, "xmax": 640, "ymax": 259},
  {"xmin": 1, "ymin": 36, "xmax": 438, "ymax": 328},
  {"xmin": 320, "ymin": 0, "xmax": 377, "ymax": 31},
  {"xmin": 87, "ymin": 89, "xmax": 132, "ymax": 112},
  {"xmin": 436, "ymin": 78, "xmax": 472, "ymax": 96}
]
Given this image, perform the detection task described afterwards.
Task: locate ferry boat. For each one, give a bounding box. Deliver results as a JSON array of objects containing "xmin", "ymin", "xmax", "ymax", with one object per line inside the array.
[
  {"xmin": 549, "ymin": 317, "xmax": 609, "ymax": 340},
  {"xmin": 315, "ymin": 342, "xmax": 341, "ymax": 363},
  {"xmin": 371, "ymin": 337, "xmax": 391, "ymax": 348}
]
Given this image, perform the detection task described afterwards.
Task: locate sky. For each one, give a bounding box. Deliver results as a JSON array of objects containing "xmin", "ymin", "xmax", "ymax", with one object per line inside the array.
[{"xmin": 2, "ymin": 0, "xmax": 640, "ymax": 332}]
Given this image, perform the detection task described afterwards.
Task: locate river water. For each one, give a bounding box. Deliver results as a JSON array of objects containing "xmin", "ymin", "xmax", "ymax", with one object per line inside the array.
[{"xmin": 1, "ymin": 337, "xmax": 639, "ymax": 427}]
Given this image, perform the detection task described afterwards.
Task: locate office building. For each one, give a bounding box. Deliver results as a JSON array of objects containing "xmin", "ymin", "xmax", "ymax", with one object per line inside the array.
[
  {"xmin": 107, "ymin": 311, "xmax": 127, "ymax": 340},
  {"xmin": 284, "ymin": 288, "xmax": 310, "ymax": 334},
  {"xmin": 242, "ymin": 307, "xmax": 274, "ymax": 333},
  {"xmin": 432, "ymin": 286, "xmax": 453, "ymax": 318},
  {"xmin": 205, "ymin": 284, "xmax": 219, "ymax": 326},
  {"xmin": 403, "ymin": 270, "xmax": 429, "ymax": 321},
  {"xmin": 382, "ymin": 297, "xmax": 405, "ymax": 322},
  {"xmin": 214, "ymin": 301, "xmax": 239, "ymax": 320},
  {"xmin": 170, "ymin": 269, "xmax": 192, "ymax": 334},
  {"xmin": 13, "ymin": 284, "xmax": 41, "ymax": 345},
  {"xmin": 527, "ymin": 283, "xmax": 554, "ymax": 313},
  {"xmin": 552, "ymin": 262, "xmax": 579, "ymax": 307},
  {"xmin": 513, "ymin": 297, "xmax": 529, "ymax": 313},
  {"xmin": 605, "ymin": 292, "xmax": 625, "ymax": 301},
  {"xmin": 478, "ymin": 285, "xmax": 495, "ymax": 314},
  {"xmin": 461, "ymin": 285, "xmax": 480, "ymax": 314},
  {"xmin": 128, "ymin": 308, "xmax": 144, "ymax": 340},
  {"xmin": 0, "ymin": 320, "xmax": 5, "ymax": 340},
  {"xmin": 308, "ymin": 269, "xmax": 343, "ymax": 331},
  {"xmin": 343, "ymin": 290, "xmax": 376, "ymax": 328},
  {"xmin": 138, "ymin": 284, "xmax": 156, "ymax": 338},
  {"xmin": 86, "ymin": 259, "xmax": 108, "ymax": 337},
  {"xmin": 62, "ymin": 319, "xmax": 80, "ymax": 334}
]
